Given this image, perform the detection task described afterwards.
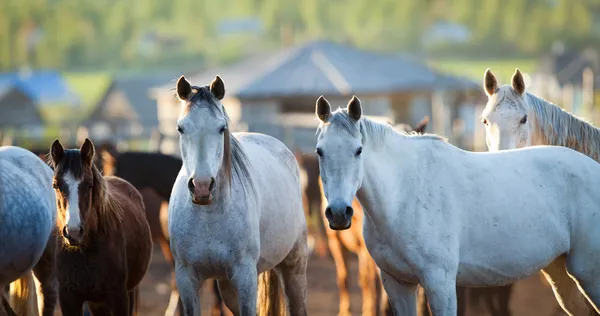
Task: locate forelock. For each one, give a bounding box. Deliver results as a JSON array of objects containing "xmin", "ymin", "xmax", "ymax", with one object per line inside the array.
[
  {"xmin": 54, "ymin": 149, "xmax": 84, "ymax": 180},
  {"xmin": 482, "ymin": 85, "xmax": 527, "ymax": 118},
  {"xmin": 186, "ymin": 85, "xmax": 223, "ymax": 115}
]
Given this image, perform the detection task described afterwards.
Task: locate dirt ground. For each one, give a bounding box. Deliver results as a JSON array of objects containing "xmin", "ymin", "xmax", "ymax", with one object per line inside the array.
[{"xmin": 50, "ymin": 245, "xmax": 563, "ymax": 315}]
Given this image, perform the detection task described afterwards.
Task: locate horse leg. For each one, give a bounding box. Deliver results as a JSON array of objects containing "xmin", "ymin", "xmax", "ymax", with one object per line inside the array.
[
  {"xmin": 326, "ymin": 233, "xmax": 351, "ymax": 316},
  {"xmin": 105, "ymin": 286, "xmax": 129, "ymax": 315},
  {"xmin": 175, "ymin": 265, "xmax": 204, "ymax": 316},
  {"xmin": 420, "ymin": 268, "xmax": 458, "ymax": 316},
  {"xmin": 456, "ymin": 286, "xmax": 467, "ymax": 316},
  {"xmin": 379, "ymin": 269, "xmax": 418, "ymax": 315},
  {"xmin": 57, "ymin": 288, "xmax": 85, "ymax": 316},
  {"xmin": 230, "ymin": 263, "xmax": 258, "ymax": 316},
  {"xmin": 159, "ymin": 201, "xmax": 183, "ymax": 316},
  {"xmin": 564, "ymin": 253, "xmax": 600, "ymax": 314},
  {"xmin": 417, "ymin": 286, "xmax": 431, "ymax": 316},
  {"xmin": 216, "ymin": 280, "xmax": 240, "ymax": 315},
  {"xmin": 87, "ymin": 302, "xmax": 111, "ymax": 316},
  {"xmin": 0, "ymin": 291, "xmax": 17, "ymax": 316},
  {"xmin": 211, "ymin": 280, "xmax": 226, "ymax": 316},
  {"xmin": 377, "ymin": 269, "xmax": 394, "ymax": 316},
  {"xmin": 32, "ymin": 234, "xmax": 58, "ymax": 316},
  {"xmin": 542, "ymin": 256, "xmax": 597, "ymax": 315},
  {"xmin": 494, "ymin": 285, "xmax": 514, "ymax": 316},
  {"xmin": 277, "ymin": 235, "xmax": 309, "ymax": 316},
  {"xmin": 357, "ymin": 248, "xmax": 377, "ymax": 316}
]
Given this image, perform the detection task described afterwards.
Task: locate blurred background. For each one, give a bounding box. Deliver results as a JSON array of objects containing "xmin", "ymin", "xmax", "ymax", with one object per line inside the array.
[{"xmin": 1, "ymin": 0, "xmax": 599, "ymax": 315}]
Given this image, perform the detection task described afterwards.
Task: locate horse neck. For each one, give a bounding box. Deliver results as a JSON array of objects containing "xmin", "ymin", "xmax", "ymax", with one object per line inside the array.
[
  {"xmin": 85, "ymin": 176, "xmax": 122, "ymax": 241},
  {"xmin": 527, "ymin": 93, "xmax": 600, "ymax": 162},
  {"xmin": 356, "ymin": 134, "xmax": 423, "ymax": 230}
]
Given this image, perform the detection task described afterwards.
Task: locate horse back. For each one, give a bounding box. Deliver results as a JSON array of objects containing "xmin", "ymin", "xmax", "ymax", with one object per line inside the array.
[{"xmin": 104, "ymin": 176, "xmax": 153, "ymax": 290}]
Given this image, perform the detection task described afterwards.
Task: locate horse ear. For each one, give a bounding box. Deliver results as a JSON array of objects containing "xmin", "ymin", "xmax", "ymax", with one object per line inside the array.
[
  {"xmin": 80, "ymin": 138, "xmax": 95, "ymax": 167},
  {"xmin": 50, "ymin": 139, "xmax": 64, "ymax": 165},
  {"xmin": 347, "ymin": 95, "xmax": 362, "ymax": 121},
  {"xmin": 511, "ymin": 68, "xmax": 525, "ymax": 95},
  {"xmin": 315, "ymin": 95, "xmax": 331, "ymax": 122},
  {"xmin": 483, "ymin": 68, "xmax": 498, "ymax": 96},
  {"xmin": 210, "ymin": 75, "xmax": 225, "ymax": 100},
  {"xmin": 413, "ymin": 116, "xmax": 430, "ymax": 134},
  {"xmin": 176, "ymin": 75, "xmax": 193, "ymax": 100}
]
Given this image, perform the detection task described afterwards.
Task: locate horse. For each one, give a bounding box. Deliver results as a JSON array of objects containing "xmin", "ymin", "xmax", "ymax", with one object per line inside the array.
[
  {"xmin": 98, "ymin": 144, "xmax": 228, "ymax": 316},
  {"xmin": 168, "ymin": 75, "xmax": 308, "ymax": 315},
  {"xmin": 0, "ymin": 146, "xmax": 58, "ymax": 316},
  {"xmin": 481, "ymin": 68, "xmax": 600, "ymax": 316},
  {"xmin": 49, "ymin": 138, "xmax": 153, "ymax": 315},
  {"xmin": 314, "ymin": 95, "xmax": 600, "ymax": 316},
  {"xmin": 300, "ymin": 117, "xmax": 429, "ymax": 316}
]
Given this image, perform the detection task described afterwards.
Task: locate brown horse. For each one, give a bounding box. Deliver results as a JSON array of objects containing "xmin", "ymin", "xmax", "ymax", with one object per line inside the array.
[{"xmin": 49, "ymin": 138, "xmax": 153, "ymax": 315}]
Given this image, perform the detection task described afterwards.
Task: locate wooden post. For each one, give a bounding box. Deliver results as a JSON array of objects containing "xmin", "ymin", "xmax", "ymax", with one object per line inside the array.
[
  {"xmin": 431, "ymin": 90, "xmax": 446, "ymax": 136},
  {"xmin": 562, "ymin": 84, "xmax": 574, "ymax": 113},
  {"xmin": 583, "ymin": 67, "xmax": 594, "ymax": 121}
]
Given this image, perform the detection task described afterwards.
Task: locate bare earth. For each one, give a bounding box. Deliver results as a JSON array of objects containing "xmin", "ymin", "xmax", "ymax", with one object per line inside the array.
[{"xmin": 52, "ymin": 244, "xmax": 563, "ymax": 315}]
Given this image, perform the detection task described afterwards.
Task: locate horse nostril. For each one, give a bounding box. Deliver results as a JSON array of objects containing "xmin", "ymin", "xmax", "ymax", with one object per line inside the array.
[
  {"xmin": 208, "ymin": 177, "xmax": 216, "ymax": 191},
  {"xmin": 345, "ymin": 206, "xmax": 353, "ymax": 218},
  {"xmin": 325, "ymin": 207, "xmax": 333, "ymax": 221},
  {"xmin": 62, "ymin": 226, "xmax": 69, "ymax": 238},
  {"xmin": 188, "ymin": 178, "xmax": 195, "ymax": 192}
]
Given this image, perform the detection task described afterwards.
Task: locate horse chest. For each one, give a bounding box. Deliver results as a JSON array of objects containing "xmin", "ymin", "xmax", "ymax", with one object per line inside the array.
[
  {"xmin": 363, "ymin": 225, "xmax": 420, "ymax": 283},
  {"xmin": 56, "ymin": 250, "xmax": 126, "ymax": 297},
  {"xmin": 174, "ymin": 219, "xmax": 257, "ymax": 278}
]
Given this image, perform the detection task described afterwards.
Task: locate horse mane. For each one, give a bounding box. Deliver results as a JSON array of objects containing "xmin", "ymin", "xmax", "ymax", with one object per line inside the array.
[
  {"xmin": 52, "ymin": 149, "xmax": 123, "ymax": 239},
  {"xmin": 89, "ymin": 165, "xmax": 124, "ymax": 235},
  {"xmin": 184, "ymin": 86, "xmax": 255, "ymax": 195},
  {"xmin": 525, "ymin": 92, "xmax": 600, "ymax": 161},
  {"xmin": 318, "ymin": 108, "xmax": 446, "ymax": 148}
]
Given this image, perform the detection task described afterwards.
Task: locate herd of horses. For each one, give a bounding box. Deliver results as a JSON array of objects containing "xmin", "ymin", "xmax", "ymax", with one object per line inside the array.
[{"xmin": 2, "ymin": 67, "xmax": 600, "ymax": 316}]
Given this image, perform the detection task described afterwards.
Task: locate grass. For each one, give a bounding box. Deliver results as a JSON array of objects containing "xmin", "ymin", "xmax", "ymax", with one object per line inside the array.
[
  {"xmin": 428, "ymin": 59, "xmax": 539, "ymax": 83},
  {"xmin": 63, "ymin": 71, "xmax": 112, "ymax": 109}
]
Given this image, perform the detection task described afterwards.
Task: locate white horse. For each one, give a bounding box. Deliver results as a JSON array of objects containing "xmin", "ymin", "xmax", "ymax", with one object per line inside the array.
[
  {"xmin": 314, "ymin": 95, "xmax": 600, "ymax": 316},
  {"xmin": 481, "ymin": 68, "xmax": 600, "ymax": 315},
  {"xmin": 1, "ymin": 146, "xmax": 57, "ymax": 316},
  {"xmin": 168, "ymin": 75, "xmax": 309, "ymax": 316}
]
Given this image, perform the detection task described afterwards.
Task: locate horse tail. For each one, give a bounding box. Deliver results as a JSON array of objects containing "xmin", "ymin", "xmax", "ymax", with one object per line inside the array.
[
  {"xmin": 8, "ymin": 270, "xmax": 38, "ymax": 316},
  {"xmin": 257, "ymin": 269, "xmax": 285, "ymax": 316}
]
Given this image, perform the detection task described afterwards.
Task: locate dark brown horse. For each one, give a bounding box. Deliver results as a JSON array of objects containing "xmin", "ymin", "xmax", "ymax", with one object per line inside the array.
[
  {"xmin": 49, "ymin": 138, "xmax": 152, "ymax": 315},
  {"xmin": 98, "ymin": 144, "xmax": 227, "ymax": 316}
]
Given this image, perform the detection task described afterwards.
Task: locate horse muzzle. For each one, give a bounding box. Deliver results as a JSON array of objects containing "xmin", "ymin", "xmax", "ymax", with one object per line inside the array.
[
  {"xmin": 62, "ymin": 225, "xmax": 84, "ymax": 246},
  {"xmin": 188, "ymin": 177, "xmax": 215, "ymax": 205},
  {"xmin": 325, "ymin": 202, "xmax": 353, "ymax": 230}
]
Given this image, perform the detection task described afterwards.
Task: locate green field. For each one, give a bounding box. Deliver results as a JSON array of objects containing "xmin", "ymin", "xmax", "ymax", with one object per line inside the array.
[{"xmin": 428, "ymin": 59, "xmax": 538, "ymax": 83}]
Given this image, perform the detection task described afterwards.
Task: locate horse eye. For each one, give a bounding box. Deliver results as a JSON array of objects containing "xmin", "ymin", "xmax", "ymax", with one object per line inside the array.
[
  {"xmin": 520, "ymin": 115, "xmax": 527, "ymax": 124},
  {"xmin": 177, "ymin": 125, "xmax": 184, "ymax": 134},
  {"xmin": 355, "ymin": 147, "xmax": 363, "ymax": 157},
  {"xmin": 482, "ymin": 118, "xmax": 488, "ymax": 125},
  {"xmin": 316, "ymin": 148, "xmax": 323, "ymax": 157},
  {"xmin": 219, "ymin": 126, "xmax": 227, "ymax": 134}
]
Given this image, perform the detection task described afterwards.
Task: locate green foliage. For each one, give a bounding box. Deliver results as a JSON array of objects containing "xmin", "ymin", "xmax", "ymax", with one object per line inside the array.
[{"xmin": 0, "ymin": 0, "xmax": 597, "ymax": 71}]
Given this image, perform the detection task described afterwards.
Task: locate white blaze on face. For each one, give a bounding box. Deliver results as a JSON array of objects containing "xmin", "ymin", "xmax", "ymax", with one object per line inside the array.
[{"xmin": 64, "ymin": 172, "xmax": 82, "ymax": 229}]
